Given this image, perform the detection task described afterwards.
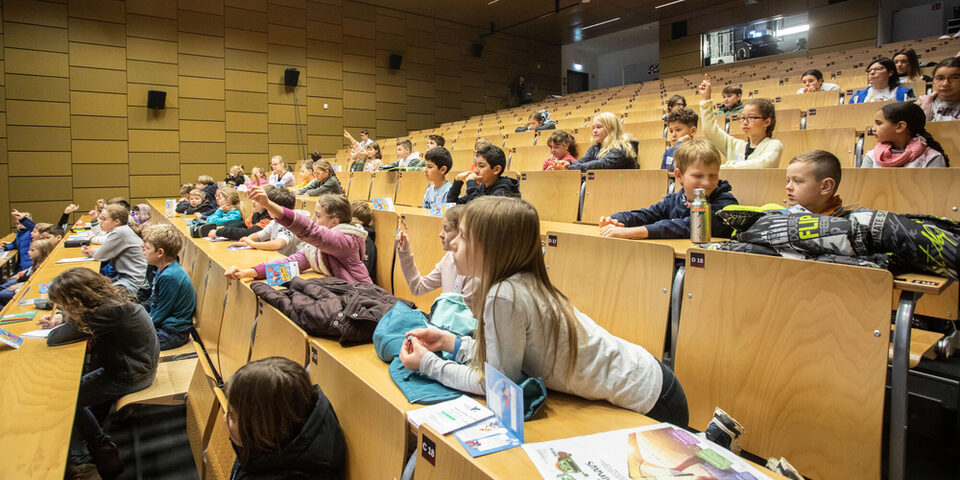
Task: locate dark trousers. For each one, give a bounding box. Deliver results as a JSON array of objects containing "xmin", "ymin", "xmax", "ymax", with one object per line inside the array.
[
  {"xmin": 68, "ymin": 368, "xmax": 155, "ymax": 464},
  {"xmin": 645, "ymin": 362, "xmax": 690, "ymax": 427}
]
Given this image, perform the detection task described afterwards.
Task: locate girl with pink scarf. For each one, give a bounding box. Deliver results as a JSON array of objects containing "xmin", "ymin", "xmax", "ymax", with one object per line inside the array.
[{"xmin": 861, "ymin": 102, "xmax": 948, "ymax": 168}]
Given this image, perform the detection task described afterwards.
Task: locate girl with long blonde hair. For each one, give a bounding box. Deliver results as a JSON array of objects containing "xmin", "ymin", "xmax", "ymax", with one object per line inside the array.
[
  {"xmin": 563, "ymin": 112, "xmax": 638, "ymax": 171},
  {"xmin": 399, "ymin": 197, "xmax": 687, "ymax": 425}
]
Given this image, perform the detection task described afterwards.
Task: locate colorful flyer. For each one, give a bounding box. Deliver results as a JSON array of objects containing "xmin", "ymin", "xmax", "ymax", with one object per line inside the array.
[
  {"xmin": 371, "ymin": 197, "xmax": 396, "ymax": 212},
  {"xmin": 452, "ymin": 364, "xmax": 524, "ymax": 457},
  {"xmin": 429, "ymin": 203, "xmax": 457, "ymax": 218},
  {"xmin": 164, "ymin": 199, "xmax": 177, "ymax": 217},
  {"xmin": 264, "ymin": 262, "xmax": 300, "ymax": 286},
  {"xmin": 522, "ymin": 423, "xmax": 771, "ymax": 479},
  {"xmin": 38, "ymin": 283, "xmax": 51, "ymax": 294},
  {"xmin": 0, "ymin": 327, "xmax": 23, "ymax": 349}
]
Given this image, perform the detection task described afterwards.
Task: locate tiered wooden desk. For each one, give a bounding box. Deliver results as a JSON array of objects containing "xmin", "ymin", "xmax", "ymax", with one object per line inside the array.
[{"xmin": 0, "ymin": 226, "xmax": 99, "ymax": 479}]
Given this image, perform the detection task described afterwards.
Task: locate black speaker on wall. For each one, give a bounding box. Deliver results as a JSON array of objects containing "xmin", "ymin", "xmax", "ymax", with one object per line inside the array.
[
  {"xmin": 147, "ymin": 90, "xmax": 166, "ymax": 110},
  {"xmin": 470, "ymin": 43, "xmax": 484, "ymax": 58},
  {"xmin": 284, "ymin": 68, "xmax": 300, "ymax": 87},
  {"xmin": 671, "ymin": 20, "xmax": 687, "ymax": 40},
  {"xmin": 388, "ymin": 54, "xmax": 403, "ymax": 70}
]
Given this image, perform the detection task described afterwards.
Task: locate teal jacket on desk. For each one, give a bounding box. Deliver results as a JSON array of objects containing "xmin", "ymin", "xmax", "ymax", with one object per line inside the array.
[
  {"xmin": 149, "ymin": 260, "xmax": 196, "ymax": 333},
  {"xmin": 203, "ymin": 207, "xmax": 243, "ymax": 226}
]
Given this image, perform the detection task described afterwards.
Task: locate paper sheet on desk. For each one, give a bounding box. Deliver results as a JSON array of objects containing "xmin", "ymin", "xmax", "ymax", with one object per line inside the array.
[
  {"xmin": 205, "ymin": 236, "xmax": 231, "ymax": 242},
  {"xmin": 21, "ymin": 328, "xmax": 55, "ymax": 338},
  {"xmin": 55, "ymin": 257, "xmax": 95, "ymax": 264},
  {"xmin": 406, "ymin": 395, "xmax": 494, "ymax": 435}
]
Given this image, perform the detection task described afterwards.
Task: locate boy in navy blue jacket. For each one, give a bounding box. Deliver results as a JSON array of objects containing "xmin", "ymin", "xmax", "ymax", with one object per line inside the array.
[
  {"xmin": 141, "ymin": 224, "xmax": 196, "ymax": 350},
  {"xmin": 600, "ymin": 139, "xmax": 738, "ymax": 239}
]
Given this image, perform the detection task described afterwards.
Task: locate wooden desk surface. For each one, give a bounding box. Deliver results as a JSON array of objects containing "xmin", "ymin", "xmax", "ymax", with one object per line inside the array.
[
  {"xmin": 893, "ymin": 273, "xmax": 953, "ymax": 295},
  {"xmin": 147, "ymin": 200, "xmax": 286, "ymax": 270},
  {"xmin": 0, "ymin": 236, "xmax": 92, "ymax": 479},
  {"xmin": 419, "ymin": 391, "xmax": 787, "ymax": 480}
]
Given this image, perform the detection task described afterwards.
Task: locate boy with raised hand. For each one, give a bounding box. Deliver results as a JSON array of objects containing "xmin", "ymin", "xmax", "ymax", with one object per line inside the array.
[
  {"xmin": 141, "ymin": 224, "xmax": 196, "ymax": 350},
  {"xmin": 600, "ymin": 139, "xmax": 738, "ymax": 239},
  {"xmin": 446, "ymin": 144, "xmax": 520, "ymax": 205},
  {"xmin": 784, "ymin": 150, "xmax": 846, "ymax": 216},
  {"xmin": 662, "ymin": 108, "xmax": 699, "ymax": 172}
]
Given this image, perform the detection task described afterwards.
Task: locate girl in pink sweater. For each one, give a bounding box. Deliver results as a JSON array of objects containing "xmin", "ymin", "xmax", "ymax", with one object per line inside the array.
[{"xmin": 225, "ymin": 189, "xmax": 371, "ymax": 283}]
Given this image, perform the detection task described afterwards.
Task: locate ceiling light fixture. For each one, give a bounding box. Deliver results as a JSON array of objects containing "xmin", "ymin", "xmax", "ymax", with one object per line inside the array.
[
  {"xmin": 655, "ymin": 0, "xmax": 686, "ymax": 9},
  {"xmin": 776, "ymin": 24, "xmax": 810, "ymax": 37},
  {"xmin": 487, "ymin": 0, "xmax": 500, "ymax": 5},
  {"xmin": 581, "ymin": 17, "xmax": 621, "ymax": 31}
]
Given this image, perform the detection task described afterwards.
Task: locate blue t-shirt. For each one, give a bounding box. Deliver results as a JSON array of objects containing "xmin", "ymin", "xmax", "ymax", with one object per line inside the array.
[{"xmin": 423, "ymin": 181, "xmax": 452, "ymax": 210}]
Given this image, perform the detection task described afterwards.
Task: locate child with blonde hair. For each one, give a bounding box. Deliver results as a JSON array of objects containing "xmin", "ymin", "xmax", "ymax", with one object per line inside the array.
[
  {"xmin": 561, "ymin": 112, "xmax": 638, "ymax": 170},
  {"xmin": 0, "ymin": 237, "xmax": 56, "ymax": 306},
  {"xmin": 245, "ymin": 166, "xmax": 269, "ymax": 188},
  {"xmin": 225, "ymin": 165, "xmax": 247, "ymax": 187},
  {"xmin": 399, "ymin": 197, "xmax": 687, "ymax": 425}
]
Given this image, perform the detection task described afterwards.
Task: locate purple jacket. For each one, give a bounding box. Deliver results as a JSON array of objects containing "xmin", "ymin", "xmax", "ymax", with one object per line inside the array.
[{"xmin": 253, "ymin": 207, "xmax": 371, "ymax": 284}]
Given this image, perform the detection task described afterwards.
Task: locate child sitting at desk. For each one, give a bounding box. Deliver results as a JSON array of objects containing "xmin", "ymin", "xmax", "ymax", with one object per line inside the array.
[
  {"xmin": 141, "ymin": 225, "xmax": 196, "ymax": 350},
  {"xmin": 785, "ymin": 150, "xmax": 847, "ymax": 216},
  {"xmin": 0, "ymin": 237, "xmax": 56, "ymax": 307},
  {"xmin": 399, "ymin": 197, "xmax": 688, "ymax": 426},
  {"xmin": 396, "ymin": 205, "xmax": 475, "ymax": 299},
  {"xmin": 42, "ymin": 268, "xmax": 159, "ymax": 479},
  {"xmin": 224, "ymin": 357, "xmax": 345, "ymax": 479},
  {"xmin": 599, "ymin": 139, "xmax": 738, "ymax": 239},
  {"xmin": 197, "ymin": 175, "xmax": 218, "ymax": 203},
  {"xmin": 174, "ymin": 183, "xmax": 194, "ymax": 212},
  {"xmin": 421, "ymin": 147, "xmax": 453, "ymax": 210},
  {"xmin": 82, "ymin": 204, "xmax": 148, "ymax": 296},
  {"xmin": 297, "ymin": 159, "xmax": 343, "ymax": 196},
  {"xmin": 662, "ymin": 108, "xmax": 698, "ymax": 172},
  {"xmin": 213, "ymin": 185, "xmax": 276, "ymax": 241},
  {"xmin": 179, "ymin": 188, "xmax": 216, "ymax": 216},
  {"xmin": 194, "ymin": 187, "xmax": 244, "ymax": 237},
  {"xmin": 446, "ymin": 145, "xmax": 520, "ymax": 204},
  {"xmin": 226, "ymin": 187, "xmax": 301, "ymax": 256},
  {"xmin": 699, "ymin": 74, "xmax": 783, "ymax": 169},
  {"xmin": 224, "ymin": 190, "xmax": 371, "ymax": 284},
  {"xmin": 861, "ymin": 102, "xmax": 948, "ymax": 168}
]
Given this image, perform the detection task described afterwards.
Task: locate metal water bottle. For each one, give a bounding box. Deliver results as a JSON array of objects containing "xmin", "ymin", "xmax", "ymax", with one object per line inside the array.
[{"xmin": 690, "ymin": 188, "xmax": 710, "ymax": 244}]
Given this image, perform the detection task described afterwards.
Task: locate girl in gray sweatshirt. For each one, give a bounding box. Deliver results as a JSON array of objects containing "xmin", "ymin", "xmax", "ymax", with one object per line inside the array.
[{"xmin": 399, "ymin": 197, "xmax": 688, "ymax": 426}]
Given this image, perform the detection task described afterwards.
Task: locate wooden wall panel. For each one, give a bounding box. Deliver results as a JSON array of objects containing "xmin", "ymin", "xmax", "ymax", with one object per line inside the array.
[{"xmin": 0, "ymin": 0, "xmax": 560, "ymax": 215}]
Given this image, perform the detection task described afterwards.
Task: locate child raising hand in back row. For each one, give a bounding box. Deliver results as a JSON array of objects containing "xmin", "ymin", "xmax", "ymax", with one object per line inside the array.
[{"xmin": 698, "ymin": 74, "xmax": 783, "ymax": 169}]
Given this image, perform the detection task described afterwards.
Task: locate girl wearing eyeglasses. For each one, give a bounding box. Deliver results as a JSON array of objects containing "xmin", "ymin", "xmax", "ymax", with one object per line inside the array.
[
  {"xmin": 917, "ymin": 57, "xmax": 960, "ymax": 122},
  {"xmin": 697, "ymin": 74, "xmax": 783, "ymax": 168},
  {"xmin": 848, "ymin": 58, "xmax": 916, "ymax": 104}
]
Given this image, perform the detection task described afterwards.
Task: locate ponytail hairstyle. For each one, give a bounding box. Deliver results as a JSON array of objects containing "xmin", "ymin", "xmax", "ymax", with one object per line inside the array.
[
  {"xmin": 881, "ymin": 102, "xmax": 950, "ymax": 166},
  {"xmin": 593, "ymin": 112, "xmax": 637, "ymax": 160},
  {"xmin": 218, "ymin": 186, "xmax": 241, "ymax": 211},
  {"xmin": 746, "ymin": 98, "xmax": 777, "ymax": 138},
  {"xmin": 546, "ymin": 130, "xmax": 579, "ymax": 158},
  {"xmin": 225, "ymin": 357, "xmax": 317, "ymax": 465},
  {"xmin": 867, "ymin": 58, "xmax": 900, "ymax": 89},
  {"xmin": 459, "ymin": 197, "xmax": 580, "ymax": 384},
  {"xmin": 48, "ymin": 268, "xmax": 132, "ymax": 333}
]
